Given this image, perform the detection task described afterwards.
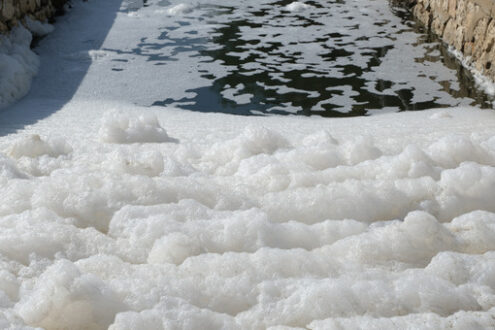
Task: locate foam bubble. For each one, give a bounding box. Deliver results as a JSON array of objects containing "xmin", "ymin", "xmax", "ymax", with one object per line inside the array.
[{"xmin": 99, "ymin": 111, "xmax": 174, "ymax": 144}]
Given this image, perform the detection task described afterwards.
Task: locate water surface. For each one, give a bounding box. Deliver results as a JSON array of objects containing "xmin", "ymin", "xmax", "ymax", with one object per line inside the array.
[{"xmin": 101, "ymin": 0, "xmax": 494, "ymax": 116}]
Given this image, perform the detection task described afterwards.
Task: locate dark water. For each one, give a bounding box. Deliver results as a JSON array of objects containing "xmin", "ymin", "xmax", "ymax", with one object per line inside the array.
[{"xmin": 127, "ymin": 0, "xmax": 494, "ymax": 116}]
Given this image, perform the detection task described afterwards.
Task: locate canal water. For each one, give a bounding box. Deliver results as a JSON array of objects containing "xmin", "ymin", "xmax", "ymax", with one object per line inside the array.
[{"xmin": 98, "ymin": 0, "xmax": 494, "ymax": 116}]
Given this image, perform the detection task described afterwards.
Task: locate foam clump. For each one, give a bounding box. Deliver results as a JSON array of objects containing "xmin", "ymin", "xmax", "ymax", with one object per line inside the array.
[
  {"xmin": 15, "ymin": 260, "xmax": 126, "ymax": 330},
  {"xmin": 23, "ymin": 17, "xmax": 54, "ymax": 37},
  {"xmin": 147, "ymin": 232, "xmax": 202, "ymax": 264},
  {"xmin": 285, "ymin": 2, "xmax": 312, "ymax": 12},
  {"xmin": 6, "ymin": 134, "xmax": 72, "ymax": 159},
  {"xmin": 0, "ymin": 153, "xmax": 27, "ymax": 182},
  {"xmin": 103, "ymin": 149, "xmax": 165, "ymax": 177},
  {"xmin": 99, "ymin": 111, "xmax": 174, "ymax": 144},
  {"xmin": 0, "ymin": 135, "xmax": 72, "ymax": 177},
  {"xmin": 202, "ymin": 125, "xmax": 290, "ymax": 174},
  {"xmin": 430, "ymin": 110, "xmax": 453, "ymax": 119},
  {"xmin": 0, "ymin": 26, "xmax": 39, "ymax": 109},
  {"xmin": 167, "ymin": 3, "xmax": 194, "ymax": 15}
]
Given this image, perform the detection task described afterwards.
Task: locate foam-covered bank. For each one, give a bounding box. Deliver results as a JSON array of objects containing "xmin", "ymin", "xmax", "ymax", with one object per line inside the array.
[
  {"xmin": 0, "ymin": 22, "xmax": 54, "ymax": 109},
  {"xmin": 0, "ymin": 0, "xmax": 66, "ymax": 109}
]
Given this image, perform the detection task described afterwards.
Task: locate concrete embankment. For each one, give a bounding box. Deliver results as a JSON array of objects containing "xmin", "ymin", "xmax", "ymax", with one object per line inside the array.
[
  {"xmin": 0, "ymin": 0, "xmax": 67, "ymax": 33},
  {"xmin": 410, "ymin": 0, "xmax": 495, "ymax": 81}
]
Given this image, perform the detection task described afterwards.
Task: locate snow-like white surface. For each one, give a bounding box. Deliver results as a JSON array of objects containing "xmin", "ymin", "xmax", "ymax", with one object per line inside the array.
[
  {"xmin": 1, "ymin": 102, "xmax": 495, "ymax": 329},
  {"xmin": 0, "ymin": 0, "xmax": 495, "ymax": 329}
]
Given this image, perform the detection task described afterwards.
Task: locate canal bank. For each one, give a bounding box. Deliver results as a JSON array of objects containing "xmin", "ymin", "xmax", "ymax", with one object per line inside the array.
[
  {"xmin": 406, "ymin": 0, "xmax": 495, "ymax": 82},
  {"xmin": 0, "ymin": 0, "xmax": 68, "ymax": 33}
]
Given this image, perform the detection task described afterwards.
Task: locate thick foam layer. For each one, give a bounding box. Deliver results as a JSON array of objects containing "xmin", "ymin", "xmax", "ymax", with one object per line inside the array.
[{"xmin": 0, "ymin": 105, "xmax": 495, "ymax": 329}]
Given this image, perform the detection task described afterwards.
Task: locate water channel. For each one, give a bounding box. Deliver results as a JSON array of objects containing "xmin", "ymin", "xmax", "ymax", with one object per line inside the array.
[{"xmin": 102, "ymin": 0, "xmax": 495, "ymax": 116}]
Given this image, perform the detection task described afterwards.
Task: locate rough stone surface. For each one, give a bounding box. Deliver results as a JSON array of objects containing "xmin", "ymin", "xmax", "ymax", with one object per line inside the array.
[
  {"xmin": 412, "ymin": 0, "xmax": 495, "ymax": 81},
  {"xmin": 0, "ymin": 0, "xmax": 67, "ymax": 32},
  {"xmin": 1, "ymin": 0, "xmax": 16, "ymax": 21}
]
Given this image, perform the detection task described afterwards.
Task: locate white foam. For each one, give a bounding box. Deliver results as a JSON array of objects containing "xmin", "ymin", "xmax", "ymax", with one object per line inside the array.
[
  {"xmin": 23, "ymin": 17, "xmax": 54, "ymax": 37},
  {"xmin": 15, "ymin": 260, "xmax": 126, "ymax": 329},
  {"xmin": 6, "ymin": 134, "xmax": 72, "ymax": 159},
  {"xmin": 448, "ymin": 46, "xmax": 495, "ymax": 98},
  {"xmin": 167, "ymin": 3, "xmax": 194, "ymax": 15},
  {"xmin": 430, "ymin": 110, "xmax": 453, "ymax": 119},
  {"xmin": 285, "ymin": 2, "xmax": 312, "ymax": 12},
  {"xmin": 99, "ymin": 111, "xmax": 174, "ymax": 144},
  {"xmin": 0, "ymin": 26, "xmax": 39, "ymax": 109},
  {"xmin": 0, "ymin": 105, "xmax": 493, "ymax": 328}
]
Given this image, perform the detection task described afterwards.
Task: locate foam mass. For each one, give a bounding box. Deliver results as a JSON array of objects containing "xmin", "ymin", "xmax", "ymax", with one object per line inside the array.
[
  {"xmin": 0, "ymin": 20, "xmax": 53, "ymax": 110},
  {"xmin": 0, "ymin": 27, "xmax": 39, "ymax": 109},
  {"xmin": 0, "ymin": 107, "xmax": 495, "ymax": 329}
]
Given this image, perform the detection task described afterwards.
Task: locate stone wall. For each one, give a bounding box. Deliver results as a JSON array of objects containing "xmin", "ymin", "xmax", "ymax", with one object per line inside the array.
[
  {"xmin": 412, "ymin": 0, "xmax": 495, "ymax": 80},
  {"xmin": 0, "ymin": 0, "xmax": 68, "ymax": 33}
]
